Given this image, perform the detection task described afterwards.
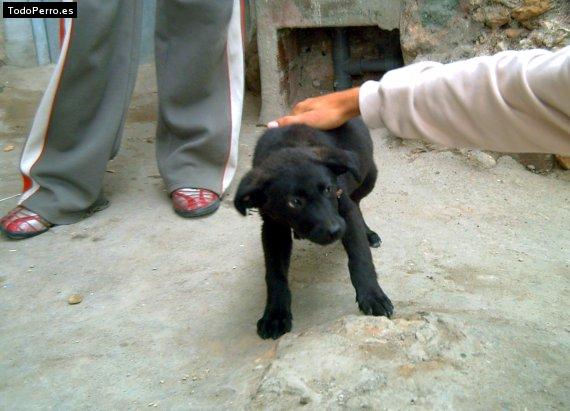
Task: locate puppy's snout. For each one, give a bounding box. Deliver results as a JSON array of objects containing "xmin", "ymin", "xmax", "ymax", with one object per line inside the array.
[
  {"xmin": 327, "ymin": 223, "xmax": 343, "ymax": 240},
  {"xmin": 323, "ymin": 219, "xmax": 345, "ymax": 243},
  {"xmin": 307, "ymin": 219, "xmax": 345, "ymax": 245}
]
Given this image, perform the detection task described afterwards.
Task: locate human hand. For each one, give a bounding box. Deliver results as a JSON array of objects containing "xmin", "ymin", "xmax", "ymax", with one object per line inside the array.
[{"xmin": 268, "ymin": 87, "xmax": 361, "ymax": 130}]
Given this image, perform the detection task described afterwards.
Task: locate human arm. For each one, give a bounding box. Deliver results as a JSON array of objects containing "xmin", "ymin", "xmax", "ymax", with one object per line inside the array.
[{"xmin": 271, "ymin": 47, "xmax": 570, "ymax": 154}]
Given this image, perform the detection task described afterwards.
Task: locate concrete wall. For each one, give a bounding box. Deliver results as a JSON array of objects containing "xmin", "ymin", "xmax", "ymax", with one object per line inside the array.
[
  {"xmin": 0, "ymin": 4, "xmax": 7, "ymax": 65},
  {"xmin": 1, "ymin": 0, "xmax": 256, "ymax": 67},
  {"xmin": 0, "ymin": 0, "xmax": 157, "ymax": 67}
]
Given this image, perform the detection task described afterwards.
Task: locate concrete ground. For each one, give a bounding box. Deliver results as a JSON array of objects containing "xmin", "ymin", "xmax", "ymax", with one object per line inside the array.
[{"xmin": 1, "ymin": 63, "xmax": 569, "ymax": 410}]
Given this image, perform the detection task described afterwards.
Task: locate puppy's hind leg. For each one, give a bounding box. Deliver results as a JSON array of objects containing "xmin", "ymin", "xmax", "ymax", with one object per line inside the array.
[
  {"xmin": 257, "ymin": 217, "xmax": 293, "ymax": 339},
  {"xmin": 350, "ymin": 169, "xmax": 382, "ymax": 248},
  {"xmin": 364, "ymin": 222, "xmax": 382, "ymax": 248},
  {"xmin": 339, "ymin": 195, "xmax": 393, "ymax": 318}
]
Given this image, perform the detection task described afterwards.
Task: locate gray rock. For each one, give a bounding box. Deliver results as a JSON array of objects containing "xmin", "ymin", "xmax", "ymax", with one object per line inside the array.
[{"xmin": 467, "ymin": 150, "xmax": 498, "ymax": 168}]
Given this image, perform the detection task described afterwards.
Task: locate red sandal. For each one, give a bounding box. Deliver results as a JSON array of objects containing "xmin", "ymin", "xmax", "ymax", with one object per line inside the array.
[
  {"xmin": 0, "ymin": 206, "xmax": 52, "ymax": 239},
  {"xmin": 171, "ymin": 188, "xmax": 220, "ymax": 218}
]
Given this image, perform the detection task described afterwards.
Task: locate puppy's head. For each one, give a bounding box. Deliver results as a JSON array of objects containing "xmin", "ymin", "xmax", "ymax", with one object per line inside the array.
[{"xmin": 234, "ymin": 146, "xmax": 361, "ymax": 245}]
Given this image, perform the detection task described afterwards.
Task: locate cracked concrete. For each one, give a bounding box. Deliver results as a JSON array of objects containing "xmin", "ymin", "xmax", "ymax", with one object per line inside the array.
[{"xmin": 1, "ymin": 63, "xmax": 569, "ymax": 410}]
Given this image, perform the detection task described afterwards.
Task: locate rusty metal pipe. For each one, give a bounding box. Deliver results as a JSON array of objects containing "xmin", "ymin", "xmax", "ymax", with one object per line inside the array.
[
  {"xmin": 332, "ymin": 27, "xmax": 402, "ymax": 91},
  {"xmin": 332, "ymin": 28, "xmax": 352, "ymax": 90}
]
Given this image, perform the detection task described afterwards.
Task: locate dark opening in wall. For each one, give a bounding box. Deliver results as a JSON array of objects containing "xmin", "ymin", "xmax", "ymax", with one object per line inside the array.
[{"xmin": 277, "ymin": 26, "xmax": 403, "ymax": 107}]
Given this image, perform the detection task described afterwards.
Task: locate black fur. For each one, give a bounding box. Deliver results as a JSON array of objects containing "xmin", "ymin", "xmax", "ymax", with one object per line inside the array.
[{"xmin": 234, "ymin": 118, "xmax": 393, "ymax": 339}]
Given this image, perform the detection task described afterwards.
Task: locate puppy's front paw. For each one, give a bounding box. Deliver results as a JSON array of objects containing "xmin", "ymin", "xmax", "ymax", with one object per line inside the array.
[
  {"xmin": 357, "ymin": 289, "xmax": 394, "ymax": 318},
  {"xmin": 257, "ymin": 312, "xmax": 292, "ymax": 340},
  {"xmin": 367, "ymin": 231, "xmax": 382, "ymax": 248}
]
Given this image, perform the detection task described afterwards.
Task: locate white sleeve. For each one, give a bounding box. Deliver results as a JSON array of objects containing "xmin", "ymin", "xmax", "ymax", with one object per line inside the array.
[{"xmin": 359, "ymin": 47, "xmax": 570, "ymax": 154}]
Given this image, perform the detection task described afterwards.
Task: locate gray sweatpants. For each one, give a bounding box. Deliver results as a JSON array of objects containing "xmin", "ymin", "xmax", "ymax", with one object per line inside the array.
[{"xmin": 19, "ymin": 0, "xmax": 244, "ymax": 224}]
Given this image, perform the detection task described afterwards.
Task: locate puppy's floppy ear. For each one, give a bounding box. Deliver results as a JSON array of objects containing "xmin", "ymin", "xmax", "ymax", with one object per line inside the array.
[
  {"xmin": 312, "ymin": 147, "xmax": 362, "ymax": 182},
  {"xmin": 234, "ymin": 169, "xmax": 268, "ymax": 216}
]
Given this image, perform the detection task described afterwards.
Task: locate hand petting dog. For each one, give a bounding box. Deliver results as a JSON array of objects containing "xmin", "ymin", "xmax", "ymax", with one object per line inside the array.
[{"xmin": 268, "ymin": 87, "xmax": 361, "ymax": 131}]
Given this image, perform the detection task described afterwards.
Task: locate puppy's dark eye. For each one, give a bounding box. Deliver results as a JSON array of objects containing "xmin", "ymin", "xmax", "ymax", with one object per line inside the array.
[
  {"xmin": 324, "ymin": 186, "xmax": 333, "ymax": 194},
  {"xmin": 288, "ymin": 198, "xmax": 303, "ymax": 209}
]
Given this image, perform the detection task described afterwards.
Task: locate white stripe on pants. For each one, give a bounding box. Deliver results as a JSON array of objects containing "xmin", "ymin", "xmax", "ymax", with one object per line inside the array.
[
  {"xmin": 19, "ymin": 18, "xmax": 73, "ymax": 204},
  {"xmin": 221, "ymin": 0, "xmax": 245, "ymax": 193}
]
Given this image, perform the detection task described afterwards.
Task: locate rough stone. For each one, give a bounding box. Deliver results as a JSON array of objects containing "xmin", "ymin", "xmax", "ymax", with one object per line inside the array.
[
  {"xmin": 401, "ymin": 0, "xmax": 479, "ymax": 64},
  {"xmin": 528, "ymin": 25, "xmax": 569, "ymax": 48},
  {"xmin": 512, "ymin": 0, "xmax": 552, "ymax": 22},
  {"xmin": 401, "ymin": 0, "xmax": 568, "ymax": 62},
  {"xmin": 299, "ymin": 395, "xmax": 311, "ymax": 405},
  {"xmin": 505, "ymin": 28, "xmax": 524, "ymax": 38},
  {"xmin": 419, "ymin": 0, "xmax": 462, "ymax": 28},
  {"xmin": 496, "ymin": 40, "xmax": 509, "ymax": 50},
  {"xmin": 555, "ymin": 155, "xmax": 570, "ymax": 170},
  {"xmin": 248, "ymin": 314, "xmax": 500, "ymax": 409},
  {"xmin": 467, "ymin": 149, "xmax": 498, "ymax": 168},
  {"xmin": 493, "ymin": 0, "xmax": 520, "ymax": 7},
  {"xmin": 512, "ymin": 153, "xmax": 555, "ymax": 173},
  {"xmin": 481, "ymin": 5, "xmax": 512, "ymax": 29},
  {"xmin": 67, "ymin": 294, "xmax": 83, "ymax": 305}
]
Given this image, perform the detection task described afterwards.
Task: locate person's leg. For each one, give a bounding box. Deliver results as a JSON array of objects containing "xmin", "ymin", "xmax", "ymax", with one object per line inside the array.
[
  {"xmin": 15, "ymin": 1, "xmax": 142, "ymax": 226},
  {"xmin": 155, "ymin": 0, "xmax": 244, "ymax": 216}
]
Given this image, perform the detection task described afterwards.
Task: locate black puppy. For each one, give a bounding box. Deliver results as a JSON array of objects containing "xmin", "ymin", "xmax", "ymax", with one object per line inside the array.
[{"xmin": 234, "ymin": 118, "xmax": 393, "ymax": 339}]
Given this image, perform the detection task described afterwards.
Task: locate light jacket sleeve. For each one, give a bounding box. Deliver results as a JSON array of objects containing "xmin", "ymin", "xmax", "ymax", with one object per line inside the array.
[{"xmin": 359, "ymin": 47, "xmax": 570, "ymax": 154}]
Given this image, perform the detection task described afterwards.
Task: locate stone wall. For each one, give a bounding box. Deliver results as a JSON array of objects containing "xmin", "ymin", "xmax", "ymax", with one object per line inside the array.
[
  {"xmin": 247, "ymin": 0, "xmax": 568, "ymax": 93},
  {"xmin": 401, "ymin": 0, "xmax": 569, "ymax": 64},
  {"xmin": 399, "ymin": 0, "xmax": 569, "ymax": 172}
]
